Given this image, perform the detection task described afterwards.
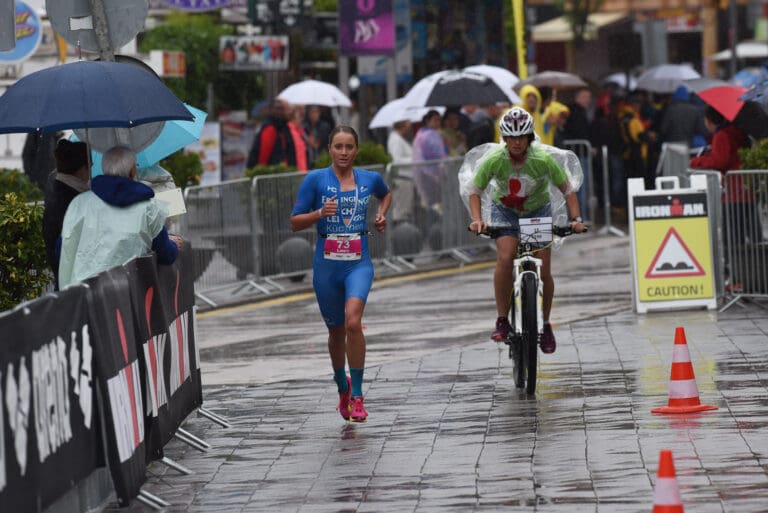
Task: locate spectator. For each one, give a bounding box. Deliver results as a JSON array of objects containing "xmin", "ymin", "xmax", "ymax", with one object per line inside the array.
[
  {"xmin": 412, "ymin": 110, "xmax": 448, "ymax": 212},
  {"xmin": 387, "ymin": 119, "xmax": 414, "ymax": 224},
  {"xmin": 287, "ymin": 104, "xmax": 309, "ymax": 171},
  {"xmin": 387, "ymin": 119, "xmax": 413, "ymax": 163},
  {"xmin": 58, "ymin": 146, "xmax": 183, "ymax": 289},
  {"xmin": 246, "ymin": 99, "xmax": 297, "ymax": 168},
  {"xmin": 690, "ymin": 106, "xmax": 747, "ymax": 173},
  {"xmin": 562, "ymin": 87, "xmax": 592, "ymax": 143},
  {"xmin": 457, "ymin": 105, "xmax": 477, "ymax": 141},
  {"xmin": 42, "ymin": 140, "xmax": 90, "ymax": 289},
  {"xmin": 467, "ymin": 104, "xmax": 500, "ymax": 149},
  {"xmin": 658, "ymin": 86, "xmax": 707, "ymax": 148},
  {"xmin": 590, "ymin": 98, "xmax": 627, "ymax": 213},
  {"xmin": 562, "ymin": 87, "xmax": 593, "ymax": 210},
  {"xmin": 690, "ymin": 105, "xmax": 760, "ymax": 285},
  {"xmin": 22, "ymin": 131, "xmax": 61, "ymax": 192},
  {"xmin": 441, "ymin": 108, "xmax": 467, "ymax": 156},
  {"xmin": 618, "ymin": 93, "xmax": 656, "ymax": 189},
  {"xmin": 515, "ymin": 84, "xmax": 544, "ymax": 140},
  {"xmin": 541, "ymin": 101, "xmax": 570, "ymax": 147},
  {"xmin": 304, "ymin": 105, "xmax": 332, "ymax": 168}
]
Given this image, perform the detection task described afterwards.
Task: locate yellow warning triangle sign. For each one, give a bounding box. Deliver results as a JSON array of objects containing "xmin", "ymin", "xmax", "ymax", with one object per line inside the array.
[{"xmin": 645, "ymin": 227, "xmax": 705, "ymax": 279}]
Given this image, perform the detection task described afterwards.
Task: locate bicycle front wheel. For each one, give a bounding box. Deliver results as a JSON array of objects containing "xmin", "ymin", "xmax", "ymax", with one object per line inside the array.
[{"xmin": 520, "ymin": 273, "xmax": 538, "ymax": 395}]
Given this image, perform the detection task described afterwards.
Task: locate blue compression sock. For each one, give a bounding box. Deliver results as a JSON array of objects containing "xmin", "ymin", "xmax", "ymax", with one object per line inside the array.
[
  {"xmin": 350, "ymin": 367, "xmax": 364, "ymax": 397},
  {"xmin": 333, "ymin": 367, "xmax": 348, "ymax": 393}
]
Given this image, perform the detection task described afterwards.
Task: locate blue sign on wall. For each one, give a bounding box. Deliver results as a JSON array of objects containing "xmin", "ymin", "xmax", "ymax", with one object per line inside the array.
[{"xmin": 0, "ymin": 1, "xmax": 42, "ymax": 64}]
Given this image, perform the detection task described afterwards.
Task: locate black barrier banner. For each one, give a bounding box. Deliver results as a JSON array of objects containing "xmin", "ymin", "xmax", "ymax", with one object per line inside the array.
[
  {"xmin": 0, "ymin": 287, "xmax": 101, "ymax": 512},
  {"xmin": 125, "ymin": 248, "xmax": 201, "ymax": 457},
  {"xmin": 155, "ymin": 247, "xmax": 202, "ymax": 441},
  {"xmin": 124, "ymin": 256, "xmax": 166, "ymax": 462},
  {"xmin": 86, "ymin": 268, "xmax": 146, "ymax": 507}
]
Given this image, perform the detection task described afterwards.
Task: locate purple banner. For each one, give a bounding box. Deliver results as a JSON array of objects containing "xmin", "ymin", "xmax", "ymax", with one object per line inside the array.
[
  {"xmin": 161, "ymin": 0, "xmax": 233, "ymax": 11},
  {"xmin": 339, "ymin": 0, "xmax": 395, "ymax": 56}
]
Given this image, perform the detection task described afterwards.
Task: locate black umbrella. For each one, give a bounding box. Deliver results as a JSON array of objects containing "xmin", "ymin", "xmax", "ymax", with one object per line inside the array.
[
  {"xmin": 0, "ymin": 60, "xmax": 193, "ymax": 134},
  {"xmin": 734, "ymin": 100, "xmax": 768, "ymax": 140},
  {"xmin": 401, "ymin": 70, "xmax": 511, "ymax": 108}
]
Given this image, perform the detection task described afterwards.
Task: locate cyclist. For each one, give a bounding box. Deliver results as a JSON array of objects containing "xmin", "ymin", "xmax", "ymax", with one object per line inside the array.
[
  {"xmin": 467, "ymin": 107, "xmax": 585, "ymax": 353},
  {"xmin": 290, "ymin": 125, "xmax": 392, "ymax": 423}
]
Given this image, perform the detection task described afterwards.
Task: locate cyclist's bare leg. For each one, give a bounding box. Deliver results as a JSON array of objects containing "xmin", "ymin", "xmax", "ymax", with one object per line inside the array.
[
  {"xmin": 494, "ymin": 235, "xmax": 519, "ymax": 317},
  {"xmin": 540, "ymin": 247, "xmax": 554, "ymax": 321},
  {"xmin": 344, "ymin": 297, "xmax": 366, "ymax": 368}
]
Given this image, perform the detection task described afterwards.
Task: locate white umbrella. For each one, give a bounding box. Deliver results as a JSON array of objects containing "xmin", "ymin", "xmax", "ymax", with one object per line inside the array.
[
  {"xmin": 635, "ymin": 64, "xmax": 701, "ymax": 94},
  {"xmin": 463, "ymin": 64, "xmax": 521, "ymax": 103},
  {"xmin": 368, "ymin": 98, "xmax": 445, "ymax": 129},
  {"xmin": 277, "ymin": 79, "xmax": 352, "ymax": 107},
  {"xmin": 708, "ymin": 40, "xmax": 768, "ymax": 62},
  {"xmin": 602, "ymin": 72, "xmax": 637, "ymax": 91},
  {"xmin": 515, "ymin": 70, "xmax": 588, "ymax": 90}
]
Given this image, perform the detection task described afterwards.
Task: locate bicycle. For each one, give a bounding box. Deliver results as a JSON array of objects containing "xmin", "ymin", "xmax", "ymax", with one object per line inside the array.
[{"xmin": 473, "ymin": 217, "xmax": 585, "ymax": 395}]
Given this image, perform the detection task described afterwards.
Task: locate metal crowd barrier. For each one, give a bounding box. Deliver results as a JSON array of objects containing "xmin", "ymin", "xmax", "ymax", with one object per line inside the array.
[
  {"xmin": 721, "ymin": 169, "xmax": 768, "ymax": 311},
  {"xmin": 385, "ymin": 157, "xmax": 484, "ymax": 267},
  {"xmin": 562, "ymin": 139, "xmax": 596, "ymax": 222},
  {"xmin": 177, "ymin": 147, "xmax": 632, "ymax": 308},
  {"xmin": 178, "ymin": 178, "xmax": 253, "ymax": 305},
  {"xmin": 655, "ymin": 142, "xmax": 692, "ymax": 184},
  {"xmin": 178, "ymin": 166, "xmax": 398, "ymax": 307}
]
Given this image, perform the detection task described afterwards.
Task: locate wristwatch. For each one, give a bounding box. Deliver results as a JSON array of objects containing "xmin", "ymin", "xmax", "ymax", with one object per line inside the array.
[{"xmin": 571, "ymin": 216, "xmax": 583, "ymax": 223}]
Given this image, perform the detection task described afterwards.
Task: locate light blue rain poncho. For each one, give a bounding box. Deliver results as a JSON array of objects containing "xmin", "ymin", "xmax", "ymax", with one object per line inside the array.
[{"xmin": 58, "ymin": 174, "xmax": 178, "ymax": 289}]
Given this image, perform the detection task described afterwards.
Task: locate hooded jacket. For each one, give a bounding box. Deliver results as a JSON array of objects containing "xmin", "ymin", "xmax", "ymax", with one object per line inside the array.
[
  {"xmin": 690, "ymin": 123, "xmax": 751, "ymax": 203},
  {"xmin": 512, "ymin": 84, "xmax": 544, "ymax": 141},
  {"xmin": 58, "ymin": 174, "xmax": 178, "ymax": 289},
  {"xmin": 540, "ymin": 101, "xmax": 570, "ymax": 146},
  {"xmin": 659, "ymin": 86, "xmax": 707, "ymax": 146}
]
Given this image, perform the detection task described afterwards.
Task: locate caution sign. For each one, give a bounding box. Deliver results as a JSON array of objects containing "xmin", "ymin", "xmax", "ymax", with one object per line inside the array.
[
  {"xmin": 645, "ymin": 227, "xmax": 705, "ymax": 278},
  {"xmin": 629, "ymin": 177, "xmax": 716, "ymax": 313}
]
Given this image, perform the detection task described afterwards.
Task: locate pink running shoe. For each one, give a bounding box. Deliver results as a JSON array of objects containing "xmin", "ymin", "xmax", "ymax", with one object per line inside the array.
[
  {"xmin": 337, "ymin": 377, "xmax": 352, "ymax": 420},
  {"xmin": 349, "ymin": 396, "xmax": 368, "ymax": 423}
]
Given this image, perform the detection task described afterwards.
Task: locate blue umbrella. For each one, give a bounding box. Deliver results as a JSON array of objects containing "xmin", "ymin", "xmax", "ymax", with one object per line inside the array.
[
  {"xmin": 73, "ymin": 104, "xmax": 208, "ymax": 175},
  {"xmin": 0, "ymin": 60, "xmax": 193, "ymax": 134},
  {"xmin": 732, "ymin": 66, "xmax": 768, "ymax": 88},
  {"xmin": 250, "ymin": 100, "xmax": 270, "ymax": 119}
]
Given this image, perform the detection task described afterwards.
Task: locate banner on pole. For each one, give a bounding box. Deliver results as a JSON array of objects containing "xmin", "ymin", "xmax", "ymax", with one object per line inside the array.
[{"xmin": 339, "ymin": 0, "xmax": 395, "ymax": 56}]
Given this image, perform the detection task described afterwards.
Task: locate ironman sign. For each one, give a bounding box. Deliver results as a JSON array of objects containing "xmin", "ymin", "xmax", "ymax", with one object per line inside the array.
[{"xmin": 629, "ymin": 177, "xmax": 716, "ymax": 312}]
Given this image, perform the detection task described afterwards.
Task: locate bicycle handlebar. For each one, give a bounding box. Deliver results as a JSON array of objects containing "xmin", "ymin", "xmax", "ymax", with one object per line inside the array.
[{"xmin": 467, "ymin": 224, "xmax": 589, "ymax": 238}]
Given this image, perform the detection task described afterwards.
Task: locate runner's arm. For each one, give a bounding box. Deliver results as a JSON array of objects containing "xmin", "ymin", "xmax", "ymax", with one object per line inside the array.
[{"xmin": 374, "ymin": 191, "xmax": 392, "ymax": 232}]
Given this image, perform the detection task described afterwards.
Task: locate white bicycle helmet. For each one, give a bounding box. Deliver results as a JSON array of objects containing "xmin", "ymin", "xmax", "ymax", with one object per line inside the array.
[{"xmin": 499, "ymin": 106, "xmax": 534, "ymax": 137}]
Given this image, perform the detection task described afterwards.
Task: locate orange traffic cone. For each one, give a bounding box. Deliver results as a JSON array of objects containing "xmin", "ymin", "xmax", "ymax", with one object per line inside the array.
[
  {"xmin": 652, "ymin": 450, "xmax": 684, "ymax": 513},
  {"xmin": 652, "ymin": 327, "xmax": 718, "ymax": 414}
]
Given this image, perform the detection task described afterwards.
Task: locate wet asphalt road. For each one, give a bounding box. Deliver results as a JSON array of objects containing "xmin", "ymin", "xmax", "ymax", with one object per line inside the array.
[{"xmin": 102, "ymin": 233, "xmax": 768, "ymax": 512}]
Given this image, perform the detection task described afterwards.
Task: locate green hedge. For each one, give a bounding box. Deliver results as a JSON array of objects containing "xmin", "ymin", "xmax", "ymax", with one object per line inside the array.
[
  {"xmin": 0, "ymin": 193, "xmax": 51, "ymax": 311},
  {"xmin": 0, "ymin": 168, "xmax": 43, "ymax": 201}
]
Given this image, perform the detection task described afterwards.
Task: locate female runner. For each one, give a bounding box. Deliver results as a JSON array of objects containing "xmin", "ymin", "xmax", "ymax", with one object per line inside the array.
[{"xmin": 290, "ymin": 125, "xmax": 392, "ymax": 422}]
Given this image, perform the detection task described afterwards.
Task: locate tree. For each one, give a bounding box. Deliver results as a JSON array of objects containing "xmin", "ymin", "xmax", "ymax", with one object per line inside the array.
[
  {"xmin": 138, "ymin": 12, "xmax": 264, "ymax": 114},
  {"xmin": 555, "ymin": 0, "xmax": 604, "ymax": 47}
]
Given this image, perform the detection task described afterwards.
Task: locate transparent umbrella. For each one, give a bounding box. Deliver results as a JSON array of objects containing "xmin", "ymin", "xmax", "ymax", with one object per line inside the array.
[{"xmin": 635, "ymin": 64, "xmax": 701, "ymax": 94}]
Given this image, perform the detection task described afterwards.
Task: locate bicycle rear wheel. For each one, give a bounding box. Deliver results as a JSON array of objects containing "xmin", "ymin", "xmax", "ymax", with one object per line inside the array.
[{"xmin": 520, "ymin": 273, "xmax": 538, "ymax": 395}]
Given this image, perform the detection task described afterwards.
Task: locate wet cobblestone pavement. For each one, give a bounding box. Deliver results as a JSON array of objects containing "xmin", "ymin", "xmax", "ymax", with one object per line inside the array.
[{"xmin": 104, "ymin": 300, "xmax": 768, "ymax": 512}]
